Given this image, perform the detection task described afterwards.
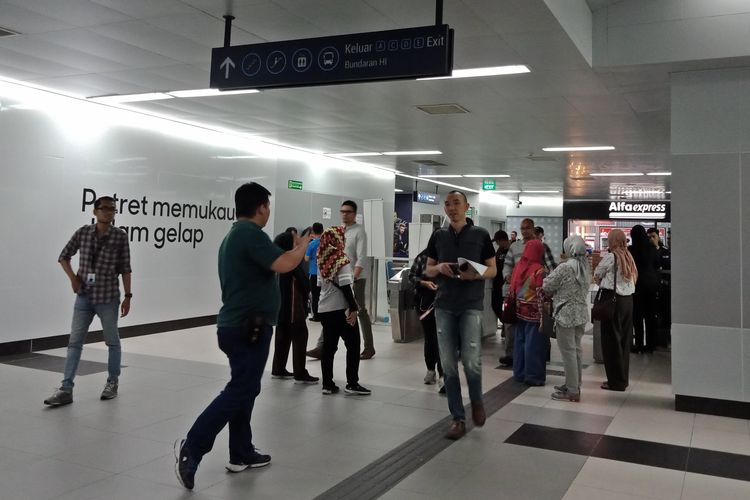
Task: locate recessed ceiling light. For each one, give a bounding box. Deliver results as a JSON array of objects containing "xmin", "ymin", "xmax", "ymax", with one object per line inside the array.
[
  {"xmin": 590, "ymin": 172, "xmax": 644, "ymax": 177},
  {"xmin": 646, "ymin": 172, "xmax": 671, "ymax": 176},
  {"xmin": 522, "ymin": 190, "xmax": 560, "ymax": 193},
  {"xmin": 394, "ymin": 188, "xmax": 404, "ymax": 192},
  {"xmin": 463, "ymin": 174, "xmax": 511, "ymax": 178},
  {"xmin": 383, "ymin": 150, "xmax": 442, "ymax": 156},
  {"xmin": 419, "ymin": 174, "xmax": 463, "ymax": 178},
  {"xmin": 543, "ymin": 146, "xmax": 615, "ymax": 152},
  {"xmin": 327, "ymin": 152, "xmax": 382, "ymax": 157},
  {"xmin": 168, "ymin": 88, "xmax": 259, "ymax": 98},
  {"xmin": 418, "ymin": 65, "xmax": 530, "ymax": 81},
  {"xmin": 89, "ymin": 92, "xmax": 173, "ymax": 103},
  {"xmin": 495, "ymin": 190, "xmax": 522, "ymax": 193}
]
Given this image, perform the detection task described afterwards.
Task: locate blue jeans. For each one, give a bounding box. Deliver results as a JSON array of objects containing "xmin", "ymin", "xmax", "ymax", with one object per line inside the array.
[
  {"xmin": 62, "ymin": 295, "xmax": 121, "ymax": 389},
  {"xmin": 185, "ymin": 325, "xmax": 272, "ymax": 464},
  {"xmin": 435, "ymin": 308, "xmax": 483, "ymax": 422},
  {"xmin": 513, "ymin": 320, "xmax": 547, "ymax": 385}
]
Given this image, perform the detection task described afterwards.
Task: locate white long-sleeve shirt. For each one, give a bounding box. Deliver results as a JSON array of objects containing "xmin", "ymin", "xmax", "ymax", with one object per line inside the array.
[
  {"xmin": 345, "ymin": 223, "xmax": 368, "ymax": 280},
  {"xmin": 594, "ymin": 252, "xmax": 635, "ymax": 296}
]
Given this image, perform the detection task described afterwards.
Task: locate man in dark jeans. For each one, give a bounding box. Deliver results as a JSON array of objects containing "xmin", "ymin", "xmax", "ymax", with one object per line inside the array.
[{"xmin": 174, "ymin": 183, "xmax": 311, "ymax": 490}]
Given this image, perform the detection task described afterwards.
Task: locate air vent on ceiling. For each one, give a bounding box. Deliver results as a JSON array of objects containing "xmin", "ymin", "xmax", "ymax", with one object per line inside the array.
[
  {"xmin": 0, "ymin": 26, "xmax": 20, "ymax": 37},
  {"xmin": 525, "ymin": 153, "xmax": 558, "ymax": 162},
  {"xmin": 416, "ymin": 103, "xmax": 470, "ymax": 115},
  {"xmin": 412, "ymin": 159, "xmax": 447, "ymax": 166}
]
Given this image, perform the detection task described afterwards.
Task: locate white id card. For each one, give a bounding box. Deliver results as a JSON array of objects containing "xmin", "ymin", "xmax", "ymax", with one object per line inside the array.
[{"xmin": 86, "ymin": 273, "xmax": 96, "ymax": 285}]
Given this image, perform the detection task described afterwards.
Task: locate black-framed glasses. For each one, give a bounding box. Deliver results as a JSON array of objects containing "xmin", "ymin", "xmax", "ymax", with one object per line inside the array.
[
  {"xmin": 97, "ymin": 207, "xmax": 117, "ymax": 213},
  {"xmin": 340, "ymin": 209, "xmax": 354, "ymax": 214}
]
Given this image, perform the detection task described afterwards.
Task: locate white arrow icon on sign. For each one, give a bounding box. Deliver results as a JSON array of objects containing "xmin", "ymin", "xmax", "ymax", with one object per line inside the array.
[{"xmin": 220, "ymin": 57, "xmax": 235, "ymax": 79}]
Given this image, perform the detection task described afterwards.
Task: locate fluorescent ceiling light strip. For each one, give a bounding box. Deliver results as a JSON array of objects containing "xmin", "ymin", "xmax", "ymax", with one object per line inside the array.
[
  {"xmin": 419, "ymin": 174, "xmax": 463, "ymax": 178},
  {"xmin": 590, "ymin": 172, "xmax": 644, "ymax": 177},
  {"xmin": 646, "ymin": 172, "xmax": 672, "ymax": 176},
  {"xmin": 543, "ymin": 146, "xmax": 615, "ymax": 152},
  {"xmin": 394, "ymin": 188, "xmax": 404, "ymax": 192},
  {"xmin": 495, "ymin": 190, "xmax": 521, "ymax": 193},
  {"xmin": 462, "ymin": 174, "xmax": 510, "ymax": 178},
  {"xmin": 382, "ymin": 150, "xmax": 442, "ymax": 156},
  {"xmin": 418, "ymin": 65, "xmax": 530, "ymax": 81},
  {"xmin": 89, "ymin": 92, "xmax": 173, "ymax": 103},
  {"xmin": 610, "ymin": 213, "xmax": 666, "ymax": 219},
  {"xmin": 168, "ymin": 88, "xmax": 259, "ymax": 98},
  {"xmin": 522, "ymin": 190, "xmax": 560, "ymax": 193},
  {"xmin": 328, "ymin": 152, "xmax": 382, "ymax": 157}
]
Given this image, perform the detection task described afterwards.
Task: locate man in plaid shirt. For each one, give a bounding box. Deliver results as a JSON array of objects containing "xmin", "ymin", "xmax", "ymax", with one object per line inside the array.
[{"xmin": 44, "ymin": 196, "xmax": 132, "ymax": 407}]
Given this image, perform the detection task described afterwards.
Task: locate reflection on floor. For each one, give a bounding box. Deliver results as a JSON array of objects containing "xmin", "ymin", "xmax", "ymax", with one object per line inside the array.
[{"xmin": 0, "ymin": 322, "xmax": 748, "ymax": 499}]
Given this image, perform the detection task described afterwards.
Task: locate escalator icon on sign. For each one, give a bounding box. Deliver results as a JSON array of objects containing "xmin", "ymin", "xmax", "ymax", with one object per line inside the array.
[{"xmin": 318, "ymin": 46, "xmax": 339, "ymax": 71}]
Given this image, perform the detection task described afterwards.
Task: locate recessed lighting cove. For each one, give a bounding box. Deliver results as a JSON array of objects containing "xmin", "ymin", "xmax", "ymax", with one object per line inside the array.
[
  {"xmin": 543, "ymin": 146, "xmax": 615, "ymax": 152},
  {"xmin": 418, "ymin": 65, "xmax": 530, "ymax": 80}
]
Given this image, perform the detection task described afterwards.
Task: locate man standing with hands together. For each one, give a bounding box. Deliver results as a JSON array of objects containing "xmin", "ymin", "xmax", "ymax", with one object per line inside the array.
[{"xmin": 425, "ymin": 191, "xmax": 496, "ymax": 440}]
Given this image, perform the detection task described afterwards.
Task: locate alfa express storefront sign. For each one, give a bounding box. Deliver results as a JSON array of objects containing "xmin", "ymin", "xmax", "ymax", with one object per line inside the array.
[{"xmin": 608, "ymin": 201, "xmax": 668, "ymax": 220}]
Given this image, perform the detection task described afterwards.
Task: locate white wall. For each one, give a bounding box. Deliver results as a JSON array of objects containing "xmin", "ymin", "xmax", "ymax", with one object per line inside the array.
[{"xmin": 0, "ymin": 80, "xmax": 394, "ymax": 344}]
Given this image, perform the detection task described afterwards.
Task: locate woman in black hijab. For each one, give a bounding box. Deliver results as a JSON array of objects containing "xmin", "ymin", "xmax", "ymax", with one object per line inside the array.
[{"xmin": 629, "ymin": 225, "xmax": 661, "ymax": 353}]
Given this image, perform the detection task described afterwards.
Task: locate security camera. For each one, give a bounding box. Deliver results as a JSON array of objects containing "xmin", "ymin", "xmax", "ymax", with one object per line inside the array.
[{"xmin": 515, "ymin": 200, "xmax": 523, "ymax": 208}]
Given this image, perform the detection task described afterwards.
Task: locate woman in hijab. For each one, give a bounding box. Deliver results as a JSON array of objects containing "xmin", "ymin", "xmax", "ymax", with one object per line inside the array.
[
  {"xmin": 509, "ymin": 239, "xmax": 548, "ymax": 386},
  {"xmin": 317, "ymin": 227, "xmax": 371, "ymax": 396},
  {"xmin": 542, "ymin": 236, "xmax": 591, "ymax": 402},
  {"xmin": 629, "ymin": 225, "xmax": 660, "ymax": 353},
  {"xmin": 271, "ymin": 232, "xmax": 319, "ymax": 384},
  {"xmin": 594, "ymin": 229, "xmax": 637, "ymax": 391}
]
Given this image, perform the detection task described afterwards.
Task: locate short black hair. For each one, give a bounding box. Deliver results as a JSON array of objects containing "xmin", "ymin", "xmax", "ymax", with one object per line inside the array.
[
  {"xmin": 312, "ymin": 222, "xmax": 324, "ymax": 234},
  {"xmin": 342, "ymin": 200, "xmax": 357, "ymax": 213},
  {"xmin": 235, "ymin": 182, "xmax": 271, "ymax": 218},
  {"xmin": 493, "ymin": 230, "xmax": 509, "ymax": 242},
  {"xmin": 447, "ymin": 190, "xmax": 468, "ymax": 203},
  {"xmin": 285, "ymin": 226, "xmax": 298, "ymax": 234},
  {"xmin": 535, "ymin": 226, "xmax": 544, "ymax": 235},
  {"xmin": 94, "ymin": 196, "xmax": 115, "ymax": 209},
  {"xmin": 646, "ymin": 227, "xmax": 659, "ymax": 235},
  {"xmin": 273, "ymin": 231, "xmax": 294, "ymax": 252}
]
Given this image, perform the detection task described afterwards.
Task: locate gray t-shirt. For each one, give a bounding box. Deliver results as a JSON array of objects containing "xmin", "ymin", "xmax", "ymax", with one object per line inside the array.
[
  {"xmin": 345, "ymin": 223, "xmax": 368, "ymax": 280},
  {"xmin": 318, "ymin": 263, "xmax": 355, "ymax": 313}
]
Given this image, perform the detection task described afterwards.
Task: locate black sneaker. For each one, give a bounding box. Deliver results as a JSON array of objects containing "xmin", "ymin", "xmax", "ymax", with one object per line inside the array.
[
  {"xmin": 226, "ymin": 448, "xmax": 271, "ymax": 472},
  {"xmin": 344, "ymin": 383, "xmax": 371, "ymax": 395},
  {"xmin": 322, "ymin": 385, "xmax": 340, "ymax": 395},
  {"xmin": 498, "ymin": 356, "xmax": 513, "ymax": 367},
  {"xmin": 271, "ymin": 370, "xmax": 294, "ymax": 379},
  {"xmin": 294, "ymin": 373, "xmax": 319, "ymax": 384},
  {"xmin": 174, "ymin": 439, "xmax": 198, "ymax": 490}
]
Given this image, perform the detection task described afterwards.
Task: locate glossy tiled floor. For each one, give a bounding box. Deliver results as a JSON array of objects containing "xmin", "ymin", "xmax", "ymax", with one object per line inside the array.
[{"xmin": 0, "ymin": 322, "xmax": 748, "ymax": 499}]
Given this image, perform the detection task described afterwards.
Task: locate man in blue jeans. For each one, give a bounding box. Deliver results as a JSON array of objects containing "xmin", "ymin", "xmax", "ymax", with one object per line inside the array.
[
  {"xmin": 175, "ymin": 182, "xmax": 311, "ymax": 490},
  {"xmin": 425, "ymin": 191, "xmax": 496, "ymax": 440},
  {"xmin": 44, "ymin": 196, "xmax": 132, "ymax": 407}
]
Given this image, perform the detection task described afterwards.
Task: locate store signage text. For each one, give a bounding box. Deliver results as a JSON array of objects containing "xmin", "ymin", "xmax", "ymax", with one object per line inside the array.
[{"xmin": 608, "ymin": 201, "xmax": 667, "ymax": 219}]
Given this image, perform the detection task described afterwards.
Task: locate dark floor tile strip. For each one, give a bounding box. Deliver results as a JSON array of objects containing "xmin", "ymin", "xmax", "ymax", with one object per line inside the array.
[
  {"xmin": 313, "ymin": 376, "xmax": 528, "ymax": 500},
  {"xmin": 0, "ymin": 352, "xmax": 108, "ymax": 375},
  {"xmin": 506, "ymin": 424, "xmax": 750, "ymax": 483}
]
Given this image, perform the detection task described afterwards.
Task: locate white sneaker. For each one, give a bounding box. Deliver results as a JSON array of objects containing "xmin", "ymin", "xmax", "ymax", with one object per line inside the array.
[{"xmin": 423, "ymin": 370, "xmax": 437, "ymax": 385}]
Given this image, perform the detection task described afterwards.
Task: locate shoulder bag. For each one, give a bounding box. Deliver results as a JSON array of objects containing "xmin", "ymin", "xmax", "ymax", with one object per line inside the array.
[{"xmin": 591, "ymin": 255, "xmax": 617, "ymax": 322}]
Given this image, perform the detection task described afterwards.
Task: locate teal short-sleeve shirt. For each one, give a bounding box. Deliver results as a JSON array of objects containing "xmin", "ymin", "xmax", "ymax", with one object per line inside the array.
[{"xmin": 217, "ymin": 220, "xmax": 284, "ymax": 327}]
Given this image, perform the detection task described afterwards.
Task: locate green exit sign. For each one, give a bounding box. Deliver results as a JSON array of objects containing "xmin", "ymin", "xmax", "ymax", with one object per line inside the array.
[
  {"xmin": 287, "ymin": 179, "xmax": 303, "ymax": 190},
  {"xmin": 482, "ymin": 179, "xmax": 496, "ymax": 190}
]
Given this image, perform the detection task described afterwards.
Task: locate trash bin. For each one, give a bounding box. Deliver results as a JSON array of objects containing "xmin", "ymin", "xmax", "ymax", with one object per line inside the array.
[{"xmin": 387, "ymin": 271, "xmax": 422, "ymax": 343}]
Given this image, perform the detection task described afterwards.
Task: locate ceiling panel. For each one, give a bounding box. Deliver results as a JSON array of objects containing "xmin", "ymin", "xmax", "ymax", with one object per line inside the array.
[
  {"xmin": 0, "ymin": 2, "xmax": 77, "ymax": 34},
  {"xmin": 90, "ymin": 0, "xmax": 198, "ymax": 18},
  {"xmin": 4, "ymin": 0, "xmax": 132, "ymax": 27}
]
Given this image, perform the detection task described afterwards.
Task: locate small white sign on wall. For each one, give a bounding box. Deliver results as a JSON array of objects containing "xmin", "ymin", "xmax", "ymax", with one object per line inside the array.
[
  {"xmin": 356, "ymin": 213, "xmax": 363, "ymax": 224},
  {"xmin": 322, "ymin": 207, "xmax": 331, "ymax": 219}
]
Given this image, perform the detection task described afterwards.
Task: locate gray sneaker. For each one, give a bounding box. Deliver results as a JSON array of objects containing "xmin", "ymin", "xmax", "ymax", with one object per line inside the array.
[
  {"xmin": 44, "ymin": 388, "xmax": 73, "ymax": 407},
  {"xmin": 100, "ymin": 381, "xmax": 118, "ymax": 400}
]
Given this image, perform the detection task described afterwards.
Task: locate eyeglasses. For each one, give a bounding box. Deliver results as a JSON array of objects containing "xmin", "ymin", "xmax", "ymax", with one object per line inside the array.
[
  {"xmin": 340, "ymin": 210, "xmax": 355, "ymax": 214},
  {"xmin": 97, "ymin": 207, "xmax": 117, "ymax": 213}
]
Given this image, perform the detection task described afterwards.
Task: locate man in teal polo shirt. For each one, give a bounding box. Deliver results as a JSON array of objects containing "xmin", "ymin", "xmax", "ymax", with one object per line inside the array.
[{"xmin": 175, "ymin": 182, "xmax": 310, "ymax": 490}]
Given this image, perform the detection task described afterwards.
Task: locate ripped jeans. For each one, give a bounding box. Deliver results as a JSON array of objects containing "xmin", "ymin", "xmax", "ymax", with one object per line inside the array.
[{"xmin": 435, "ymin": 308, "xmax": 483, "ymax": 422}]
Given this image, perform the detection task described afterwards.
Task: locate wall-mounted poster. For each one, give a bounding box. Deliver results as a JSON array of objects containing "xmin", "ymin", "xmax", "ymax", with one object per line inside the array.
[{"xmin": 393, "ymin": 193, "xmax": 412, "ymax": 258}]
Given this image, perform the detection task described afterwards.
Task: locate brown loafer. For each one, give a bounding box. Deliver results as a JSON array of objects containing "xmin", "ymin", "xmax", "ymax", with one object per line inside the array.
[
  {"xmin": 445, "ymin": 420, "xmax": 466, "ymax": 440},
  {"xmin": 471, "ymin": 401, "xmax": 486, "ymax": 426}
]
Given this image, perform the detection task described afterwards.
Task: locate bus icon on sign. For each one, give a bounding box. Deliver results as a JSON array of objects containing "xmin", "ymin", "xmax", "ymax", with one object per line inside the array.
[{"xmin": 317, "ymin": 46, "xmax": 339, "ymax": 71}]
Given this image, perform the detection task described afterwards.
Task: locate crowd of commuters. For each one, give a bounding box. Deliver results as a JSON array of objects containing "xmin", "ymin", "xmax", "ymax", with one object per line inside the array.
[{"xmin": 45, "ymin": 181, "xmax": 671, "ymax": 490}]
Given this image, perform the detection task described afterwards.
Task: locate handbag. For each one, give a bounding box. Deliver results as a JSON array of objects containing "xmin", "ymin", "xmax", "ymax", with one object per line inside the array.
[
  {"xmin": 591, "ymin": 255, "xmax": 617, "ymax": 322},
  {"xmin": 541, "ymin": 298, "xmax": 556, "ymax": 338},
  {"xmin": 501, "ymin": 291, "xmax": 517, "ymax": 324}
]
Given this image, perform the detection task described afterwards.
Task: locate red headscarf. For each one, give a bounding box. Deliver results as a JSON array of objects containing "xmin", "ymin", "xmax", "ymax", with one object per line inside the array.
[
  {"xmin": 510, "ymin": 239, "xmax": 545, "ymax": 293},
  {"xmin": 317, "ymin": 226, "xmax": 350, "ymax": 281}
]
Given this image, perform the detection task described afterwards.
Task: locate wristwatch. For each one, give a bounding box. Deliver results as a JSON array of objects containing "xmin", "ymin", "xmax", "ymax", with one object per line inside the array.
[{"xmin": 124, "ymin": 293, "xmax": 133, "ymax": 298}]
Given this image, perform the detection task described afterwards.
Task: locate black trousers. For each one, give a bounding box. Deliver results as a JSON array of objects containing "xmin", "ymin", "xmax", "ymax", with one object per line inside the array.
[
  {"xmin": 320, "ymin": 310, "xmax": 360, "ymax": 387},
  {"xmin": 272, "ymin": 321, "xmax": 309, "ymax": 377},
  {"xmin": 632, "ymin": 286, "xmax": 658, "ymax": 351},
  {"xmin": 310, "ymin": 274, "xmax": 321, "ymax": 318},
  {"xmin": 601, "ymin": 294, "xmax": 633, "ymax": 390},
  {"xmin": 491, "ymin": 288, "xmax": 513, "ymax": 356},
  {"xmin": 420, "ymin": 312, "xmax": 443, "ymax": 376}
]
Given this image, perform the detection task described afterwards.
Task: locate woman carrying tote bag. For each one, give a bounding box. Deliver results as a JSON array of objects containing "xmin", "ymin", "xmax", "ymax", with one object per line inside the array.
[
  {"xmin": 542, "ymin": 236, "xmax": 591, "ymax": 402},
  {"xmin": 593, "ymin": 229, "xmax": 637, "ymax": 391}
]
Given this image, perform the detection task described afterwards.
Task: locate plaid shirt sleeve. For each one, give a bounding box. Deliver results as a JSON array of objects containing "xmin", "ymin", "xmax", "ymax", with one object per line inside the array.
[
  {"xmin": 544, "ymin": 244, "xmax": 558, "ymax": 270},
  {"xmin": 58, "ymin": 227, "xmax": 84, "ymax": 262}
]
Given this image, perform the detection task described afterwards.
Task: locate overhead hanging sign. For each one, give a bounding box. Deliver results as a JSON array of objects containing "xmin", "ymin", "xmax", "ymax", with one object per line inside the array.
[
  {"xmin": 608, "ymin": 201, "xmax": 667, "ymax": 220},
  {"xmin": 482, "ymin": 179, "xmax": 496, "ymax": 191},
  {"xmin": 287, "ymin": 179, "xmax": 303, "ymax": 190},
  {"xmin": 210, "ymin": 24, "xmax": 454, "ymax": 90},
  {"xmin": 413, "ymin": 191, "xmax": 439, "ymax": 204}
]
